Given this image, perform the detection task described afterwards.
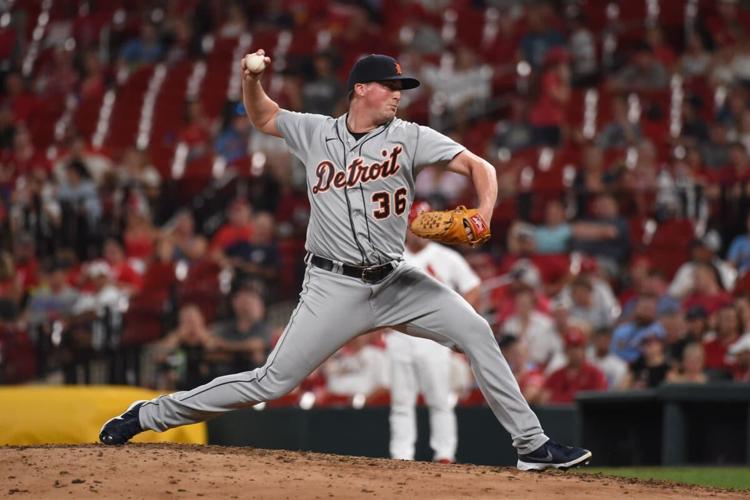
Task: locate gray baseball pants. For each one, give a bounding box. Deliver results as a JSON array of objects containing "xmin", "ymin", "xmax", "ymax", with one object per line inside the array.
[{"xmin": 138, "ymin": 262, "xmax": 548, "ymax": 454}]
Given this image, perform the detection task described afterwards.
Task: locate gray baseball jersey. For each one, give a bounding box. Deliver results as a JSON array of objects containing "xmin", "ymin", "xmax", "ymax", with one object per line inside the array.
[
  {"xmin": 275, "ymin": 110, "xmax": 464, "ymax": 265},
  {"xmin": 133, "ymin": 111, "xmax": 549, "ymax": 455}
]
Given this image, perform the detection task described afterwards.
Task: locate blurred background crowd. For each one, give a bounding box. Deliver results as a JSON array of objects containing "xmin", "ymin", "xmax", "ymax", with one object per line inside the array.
[{"xmin": 2, "ymin": 0, "xmax": 750, "ymax": 408}]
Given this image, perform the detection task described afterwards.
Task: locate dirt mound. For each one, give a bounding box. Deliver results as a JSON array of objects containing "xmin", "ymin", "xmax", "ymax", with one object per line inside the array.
[{"xmin": 0, "ymin": 444, "xmax": 744, "ymax": 499}]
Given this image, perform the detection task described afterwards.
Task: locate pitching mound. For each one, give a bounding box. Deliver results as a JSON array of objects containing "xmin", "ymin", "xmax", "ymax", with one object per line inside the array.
[{"xmin": 0, "ymin": 444, "xmax": 744, "ymax": 499}]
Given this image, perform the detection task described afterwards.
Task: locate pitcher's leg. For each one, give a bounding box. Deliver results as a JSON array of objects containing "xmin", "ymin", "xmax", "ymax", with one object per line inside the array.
[
  {"xmin": 414, "ymin": 341, "xmax": 456, "ymax": 462},
  {"xmin": 138, "ymin": 267, "xmax": 375, "ymax": 432},
  {"xmin": 374, "ymin": 266, "xmax": 547, "ymax": 454}
]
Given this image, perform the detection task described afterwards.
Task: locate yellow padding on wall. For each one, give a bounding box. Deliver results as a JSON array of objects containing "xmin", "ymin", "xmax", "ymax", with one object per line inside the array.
[{"xmin": 0, "ymin": 386, "xmax": 207, "ymax": 445}]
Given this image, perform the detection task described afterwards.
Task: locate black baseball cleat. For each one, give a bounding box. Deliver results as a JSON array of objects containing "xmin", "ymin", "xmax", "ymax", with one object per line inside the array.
[
  {"xmin": 516, "ymin": 439, "xmax": 592, "ymax": 471},
  {"xmin": 99, "ymin": 400, "xmax": 146, "ymax": 445}
]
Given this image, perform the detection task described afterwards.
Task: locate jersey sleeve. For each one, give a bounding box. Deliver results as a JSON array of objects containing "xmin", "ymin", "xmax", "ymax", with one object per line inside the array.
[
  {"xmin": 413, "ymin": 125, "xmax": 466, "ymax": 169},
  {"xmin": 274, "ymin": 109, "xmax": 329, "ymax": 159}
]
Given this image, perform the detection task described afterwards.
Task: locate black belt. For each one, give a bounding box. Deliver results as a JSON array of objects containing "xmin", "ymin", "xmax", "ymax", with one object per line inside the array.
[{"xmin": 309, "ymin": 255, "xmax": 397, "ymax": 284}]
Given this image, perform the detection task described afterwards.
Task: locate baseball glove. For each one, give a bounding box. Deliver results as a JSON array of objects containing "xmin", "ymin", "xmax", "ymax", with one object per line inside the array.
[{"xmin": 410, "ymin": 206, "xmax": 491, "ymax": 246}]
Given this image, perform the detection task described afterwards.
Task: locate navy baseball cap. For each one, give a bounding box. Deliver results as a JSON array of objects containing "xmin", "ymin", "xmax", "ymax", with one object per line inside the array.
[{"xmin": 347, "ymin": 54, "xmax": 420, "ymax": 93}]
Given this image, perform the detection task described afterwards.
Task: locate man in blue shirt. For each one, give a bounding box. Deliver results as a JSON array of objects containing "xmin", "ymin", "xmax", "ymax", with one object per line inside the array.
[
  {"xmin": 728, "ymin": 213, "xmax": 750, "ymax": 275},
  {"xmin": 610, "ymin": 294, "xmax": 666, "ymax": 363}
]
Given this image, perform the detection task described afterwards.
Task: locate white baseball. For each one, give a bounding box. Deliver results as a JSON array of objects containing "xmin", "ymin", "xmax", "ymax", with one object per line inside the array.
[{"xmin": 244, "ymin": 53, "xmax": 266, "ymax": 74}]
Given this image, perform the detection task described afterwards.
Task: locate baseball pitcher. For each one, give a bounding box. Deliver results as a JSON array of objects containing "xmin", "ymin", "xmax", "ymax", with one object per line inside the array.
[{"xmin": 100, "ymin": 50, "xmax": 591, "ymax": 471}]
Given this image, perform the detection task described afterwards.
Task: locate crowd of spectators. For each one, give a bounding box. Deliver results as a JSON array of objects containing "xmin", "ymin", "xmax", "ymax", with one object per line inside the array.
[{"xmin": 2, "ymin": 0, "xmax": 750, "ymax": 406}]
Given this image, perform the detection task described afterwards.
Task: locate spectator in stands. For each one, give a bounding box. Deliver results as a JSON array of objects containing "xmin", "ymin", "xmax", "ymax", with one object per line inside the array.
[
  {"xmin": 211, "ymin": 198, "xmax": 254, "ymax": 262},
  {"xmin": 58, "ymin": 159, "xmax": 100, "ymax": 221},
  {"xmin": 80, "ymin": 49, "xmax": 106, "ymax": 100},
  {"xmin": 679, "ymin": 32, "xmax": 712, "ymax": 80},
  {"xmin": 680, "ymin": 95, "xmax": 710, "ymax": 143},
  {"xmin": 518, "ymin": 2, "xmax": 565, "ymax": 69},
  {"xmin": 532, "ymin": 199, "xmax": 619, "ymax": 255},
  {"xmin": 117, "ymin": 148, "xmax": 161, "ymax": 208},
  {"xmin": 680, "ymin": 262, "xmax": 735, "ymax": 315},
  {"xmin": 645, "ymin": 26, "xmax": 676, "ymax": 70},
  {"xmin": 0, "ymin": 251, "xmax": 21, "ymax": 321},
  {"xmin": 657, "ymin": 300, "xmax": 689, "ymax": 365},
  {"xmin": 564, "ymin": 275, "xmax": 617, "ymax": 331},
  {"xmin": 164, "ymin": 17, "xmax": 200, "ymax": 64},
  {"xmin": 227, "ymin": 212, "xmax": 279, "ymax": 292},
  {"xmin": 565, "ymin": 257, "xmax": 621, "ymax": 324},
  {"xmin": 666, "ymin": 342, "xmax": 708, "ymax": 384},
  {"xmin": 119, "ymin": 23, "xmax": 164, "ymax": 67},
  {"xmin": 63, "ymin": 260, "xmax": 126, "ymax": 383},
  {"xmin": 36, "ymin": 46, "xmax": 79, "ymax": 99},
  {"xmin": 421, "ymin": 44, "xmax": 493, "ymax": 126},
  {"xmin": 567, "ymin": 13, "xmax": 597, "ymax": 87},
  {"xmin": 0, "ymin": 105, "xmax": 16, "ymax": 152},
  {"xmin": 122, "ymin": 209, "xmax": 158, "ymax": 272},
  {"xmin": 490, "ymin": 95, "xmax": 533, "ymax": 154},
  {"xmin": 529, "ymin": 47, "xmax": 571, "ymax": 147},
  {"xmin": 669, "ymin": 236, "xmax": 737, "ymax": 300},
  {"xmin": 302, "ymin": 51, "xmax": 344, "ymax": 116},
  {"xmin": 152, "ymin": 304, "xmax": 218, "ymax": 390},
  {"xmin": 55, "ymin": 135, "xmax": 113, "ymax": 185},
  {"xmin": 727, "ymin": 213, "xmax": 750, "ymax": 275},
  {"xmin": 210, "ymin": 282, "xmax": 272, "ymax": 373},
  {"xmin": 629, "ymin": 333, "xmax": 670, "ymax": 388},
  {"xmin": 215, "ymin": 105, "xmax": 250, "ymax": 164},
  {"xmin": 571, "ymin": 194, "xmax": 629, "ymax": 272},
  {"xmin": 572, "ymin": 144, "xmax": 608, "ymax": 216},
  {"xmin": 178, "ymin": 100, "xmax": 213, "ymax": 162},
  {"xmin": 501, "ymin": 285, "xmax": 562, "ymax": 370},
  {"xmin": 587, "ymin": 328, "xmax": 628, "ymax": 389},
  {"xmin": 1, "ymin": 72, "xmax": 38, "ymax": 125},
  {"xmin": 610, "ymin": 42, "xmax": 669, "ymax": 92},
  {"xmin": 499, "ymin": 335, "xmax": 546, "ymax": 405},
  {"xmin": 102, "ymin": 238, "xmax": 142, "ymax": 294},
  {"xmin": 611, "ymin": 294, "xmax": 665, "ymax": 363},
  {"xmin": 703, "ymin": 304, "xmax": 743, "ymax": 377},
  {"xmin": 728, "ymin": 333, "xmax": 750, "ymax": 382},
  {"xmin": 542, "ymin": 327, "xmax": 607, "ymax": 404},
  {"xmin": 621, "ymin": 268, "xmax": 674, "ymax": 319},
  {"xmin": 680, "ymin": 304, "xmax": 710, "ymax": 347},
  {"xmin": 597, "ymin": 96, "xmax": 642, "ymax": 150},
  {"xmin": 700, "ymin": 122, "xmax": 731, "ymax": 169},
  {"xmin": 10, "ymin": 232, "xmax": 39, "ymax": 295},
  {"xmin": 738, "ymin": 110, "xmax": 750, "ymax": 153},
  {"xmin": 7, "ymin": 127, "xmax": 52, "ymax": 181},
  {"xmin": 707, "ymin": 0, "xmax": 749, "ymax": 48},
  {"xmin": 217, "ymin": 3, "xmax": 248, "ymax": 38},
  {"xmin": 164, "ymin": 209, "xmax": 201, "ymax": 261},
  {"xmin": 24, "ymin": 260, "xmax": 79, "ymax": 329}
]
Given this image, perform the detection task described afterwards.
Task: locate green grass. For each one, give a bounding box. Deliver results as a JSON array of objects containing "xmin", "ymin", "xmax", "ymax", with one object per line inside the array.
[{"xmin": 576, "ymin": 467, "xmax": 750, "ymax": 491}]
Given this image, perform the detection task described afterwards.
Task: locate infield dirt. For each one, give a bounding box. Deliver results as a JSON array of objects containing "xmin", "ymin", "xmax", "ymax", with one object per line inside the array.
[{"xmin": 0, "ymin": 444, "xmax": 745, "ymax": 499}]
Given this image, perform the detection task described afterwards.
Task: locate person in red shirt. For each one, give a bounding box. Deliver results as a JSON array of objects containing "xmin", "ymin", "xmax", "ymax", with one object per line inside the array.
[
  {"xmin": 1, "ymin": 72, "xmax": 39, "ymax": 125},
  {"xmin": 703, "ymin": 304, "xmax": 743, "ymax": 376},
  {"xmin": 103, "ymin": 238, "xmax": 143, "ymax": 294},
  {"xmin": 542, "ymin": 327, "xmax": 607, "ymax": 404},
  {"xmin": 210, "ymin": 198, "xmax": 255, "ymax": 263},
  {"xmin": 529, "ymin": 47, "xmax": 571, "ymax": 147},
  {"xmin": 498, "ymin": 335, "xmax": 547, "ymax": 406},
  {"xmin": 5, "ymin": 127, "xmax": 52, "ymax": 182},
  {"xmin": 728, "ymin": 334, "xmax": 750, "ymax": 382}
]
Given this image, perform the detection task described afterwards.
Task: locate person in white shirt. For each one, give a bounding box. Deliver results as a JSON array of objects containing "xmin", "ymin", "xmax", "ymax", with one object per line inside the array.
[
  {"xmin": 502, "ymin": 286, "xmax": 563, "ymax": 370},
  {"xmin": 587, "ymin": 328, "xmax": 628, "ymax": 389},
  {"xmin": 386, "ymin": 202, "xmax": 480, "ymax": 464}
]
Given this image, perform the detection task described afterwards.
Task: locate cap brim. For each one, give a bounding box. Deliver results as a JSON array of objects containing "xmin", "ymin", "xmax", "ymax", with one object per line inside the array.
[{"xmin": 378, "ymin": 76, "xmax": 421, "ymax": 89}]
